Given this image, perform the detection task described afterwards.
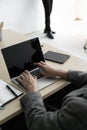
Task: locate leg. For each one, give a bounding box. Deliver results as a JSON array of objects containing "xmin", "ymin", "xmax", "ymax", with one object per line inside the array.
[
  {"xmin": 42, "ymin": 0, "xmax": 55, "ymax": 39},
  {"xmin": 42, "ymin": 0, "xmax": 53, "ymax": 32}
]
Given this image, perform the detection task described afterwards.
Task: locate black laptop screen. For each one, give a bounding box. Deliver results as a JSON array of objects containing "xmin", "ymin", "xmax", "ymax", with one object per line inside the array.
[{"xmin": 1, "ymin": 37, "xmax": 45, "ymax": 78}]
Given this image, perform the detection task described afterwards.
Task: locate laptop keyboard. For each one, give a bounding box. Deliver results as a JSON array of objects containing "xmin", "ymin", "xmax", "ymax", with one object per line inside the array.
[
  {"xmin": 15, "ymin": 68, "xmax": 43, "ymax": 84},
  {"xmin": 30, "ymin": 68, "xmax": 43, "ymax": 79},
  {"xmin": 13, "ymin": 68, "xmax": 43, "ymax": 89},
  {"xmin": 13, "ymin": 68, "xmax": 60, "ymax": 92}
]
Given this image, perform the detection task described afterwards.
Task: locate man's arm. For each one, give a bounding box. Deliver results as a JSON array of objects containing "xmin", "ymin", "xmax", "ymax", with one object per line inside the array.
[
  {"xmin": 20, "ymin": 92, "xmax": 61, "ymax": 130},
  {"xmin": 67, "ymin": 70, "xmax": 87, "ymax": 87},
  {"xmin": 18, "ymin": 70, "xmax": 62, "ymax": 130},
  {"xmin": 20, "ymin": 91, "xmax": 85, "ymax": 130},
  {"xmin": 35, "ymin": 61, "xmax": 87, "ymax": 87}
]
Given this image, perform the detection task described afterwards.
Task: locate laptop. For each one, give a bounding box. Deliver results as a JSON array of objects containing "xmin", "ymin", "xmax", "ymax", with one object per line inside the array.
[{"xmin": 1, "ymin": 37, "xmax": 59, "ymax": 91}]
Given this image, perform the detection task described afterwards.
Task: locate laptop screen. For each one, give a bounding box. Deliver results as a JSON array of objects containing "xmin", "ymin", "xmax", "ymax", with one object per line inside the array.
[{"xmin": 1, "ymin": 37, "xmax": 45, "ymax": 78}]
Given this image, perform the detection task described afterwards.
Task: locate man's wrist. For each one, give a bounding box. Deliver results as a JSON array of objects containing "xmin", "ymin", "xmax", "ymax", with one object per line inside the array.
[
  {"xmin": 56, "ymin": 69, "xmax": 67, "ymax": 79},
  {"xmin": 26, "ymin": 86, "xmax": 38, "ymax": 93}
]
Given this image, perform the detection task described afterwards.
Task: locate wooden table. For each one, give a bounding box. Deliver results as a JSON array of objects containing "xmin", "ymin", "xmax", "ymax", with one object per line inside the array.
[{"xmin": 0, "ymin": 29, "xmax": 87, "ymax": 125}]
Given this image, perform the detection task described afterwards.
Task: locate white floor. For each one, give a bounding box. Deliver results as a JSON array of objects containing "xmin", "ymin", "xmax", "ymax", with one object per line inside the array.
[{"xmin": 25, "ymin": 20, "xmax": 87, "ymax": 62}]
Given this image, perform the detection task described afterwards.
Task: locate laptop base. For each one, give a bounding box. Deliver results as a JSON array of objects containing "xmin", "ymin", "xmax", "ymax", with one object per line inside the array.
[{"xmin": 12, "ymin": 77, "xmax": 60, "ymax": 92}]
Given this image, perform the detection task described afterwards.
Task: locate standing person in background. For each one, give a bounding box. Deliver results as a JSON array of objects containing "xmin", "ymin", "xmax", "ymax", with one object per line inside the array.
[{"xmin": 42, "ymin": 0, "xmax": 55, "ymax": 39}]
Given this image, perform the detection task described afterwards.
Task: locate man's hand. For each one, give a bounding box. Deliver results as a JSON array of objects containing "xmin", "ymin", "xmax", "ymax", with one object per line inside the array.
[
  {"xmin": 18, "ymin": 70, "xmax": 38, "ymax": 93},
  {"xmin": 35, "ymin": 61, "xmax": 58, "ymax": 77},
  {"xmin": 35, "ymin": 61, "xmax": 67, "ymax": 79}
]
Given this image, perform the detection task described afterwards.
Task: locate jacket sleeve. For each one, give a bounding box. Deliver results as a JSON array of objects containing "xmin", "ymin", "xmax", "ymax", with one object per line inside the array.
[
  {"xmin": 67, "ymin": 70, "xmax": 87, "ymax": 87},
  {"xmin": 20, "ymin": 92, "xmax": 61, "ymax": 130},
  {"xmin": 20, "ymin": 92, "xmax": 84, "ymax": 130}
]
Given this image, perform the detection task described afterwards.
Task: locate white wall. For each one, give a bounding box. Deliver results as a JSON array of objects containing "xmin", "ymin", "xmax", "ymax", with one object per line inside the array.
[
  {"xmin": 0, "ymin": 0, "xmax": 44, "ymax": 34},
  {"xmin": 52, "ymin": 0, "xmax": 76, "ymax": 29},
  {"xmin": 0, "ymin": 0, "xmax": 85, "ymax": 34},
  {"xmin": 76, "ymin": 0, "xmax": 87, "ymax": 20}
]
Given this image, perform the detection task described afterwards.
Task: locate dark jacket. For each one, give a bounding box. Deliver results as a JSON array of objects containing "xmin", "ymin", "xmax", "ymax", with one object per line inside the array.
[{"xmin": 20, "ymin": 70, "xmax": 87, "ymax": 130}]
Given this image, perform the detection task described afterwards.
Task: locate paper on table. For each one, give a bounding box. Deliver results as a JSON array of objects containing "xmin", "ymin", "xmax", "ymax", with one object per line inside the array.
[{"xmin": 0, "ymin": 80, "xmax": 23, "ymax": 107}]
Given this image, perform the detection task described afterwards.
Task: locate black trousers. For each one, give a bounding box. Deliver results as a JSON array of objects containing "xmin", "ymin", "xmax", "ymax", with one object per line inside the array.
[{"xmin": 42, "ymin": 0, "xmax": 53, "ymax": 32}]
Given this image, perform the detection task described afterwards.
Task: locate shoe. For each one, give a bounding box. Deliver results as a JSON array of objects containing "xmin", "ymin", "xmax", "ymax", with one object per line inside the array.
[
  {"xmin": 44, "ymin": 29, "xmax": 56, "ymax": 34},
  {"xmin": 51, "ymin": 31, "xmax": 56, "ymax": 34},
  {"xmin": 46, "ymin": 32, "xmax": 54, "ymax": 39}
]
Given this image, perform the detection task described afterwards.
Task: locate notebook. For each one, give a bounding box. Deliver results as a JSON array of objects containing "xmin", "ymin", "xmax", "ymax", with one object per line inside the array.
[
  {"xmin": 44, "ymin": 51, "xmax": 70, "ymax": 64},
  {"xmin": 1, "ymin": 37, "xmax": 59, "ymax": 91},
  {"xmin": 0, "ymin": 80, "xmax": 23, "ymax": 109}
]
